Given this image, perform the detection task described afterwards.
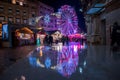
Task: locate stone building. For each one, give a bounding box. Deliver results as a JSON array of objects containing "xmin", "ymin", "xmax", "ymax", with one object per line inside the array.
[
  {"xmin": 38, "ymin": 2, "xmax": 56, "ymax": 31},
  {"xmin": 0, "ymin": 0, "xmax": 56, "ymax": 30},
  {"xmin": 81, "ymin": 0, "xmax": 120, "ymax": 45},
  {"xmin": 0, "ymin": 0, "xmax": 38, "ymax": 25}
]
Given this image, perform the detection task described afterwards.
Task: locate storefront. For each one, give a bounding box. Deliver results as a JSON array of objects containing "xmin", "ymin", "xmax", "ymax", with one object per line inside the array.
[
  {"xmin": 1, "ymin": 23, "xmax": 12, "ymax": 47},
  {"xmin": 15, "ymin": 27, "xmax": 34, "ymax": 46}
]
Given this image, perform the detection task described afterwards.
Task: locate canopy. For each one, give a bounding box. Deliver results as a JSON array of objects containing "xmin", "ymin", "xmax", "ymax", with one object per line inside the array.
[
  {"xmin": 16, "ymin": 27, "xmax": 33, "ymax": 34},
  {"xmin": 87, "ymin": 3, "xmax": 105, "ymax": 15},
  {"xmin": 0, "ymin": 23, "xmax": 2, "ymax": 29}
]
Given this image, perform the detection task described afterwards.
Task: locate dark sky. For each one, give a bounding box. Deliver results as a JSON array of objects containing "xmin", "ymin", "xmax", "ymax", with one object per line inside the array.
[
  {"xmin": 39, "ymin": 0, "xmax": 81, "ymax": 11},
  {"xmin": 39, "ymin": 0, "xmax": 86, "ymax": 32}
]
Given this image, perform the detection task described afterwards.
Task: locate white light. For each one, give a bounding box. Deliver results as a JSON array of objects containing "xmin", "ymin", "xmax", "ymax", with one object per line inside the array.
[
  {"xmin": 74, "ymin": 45, "xmax": 78, "ymax": 52},
  {"xmin": 12, "ymin": 0, "xmax": 16, "ymax": 4},
  {"xmin": 83, "ymin": 61, "xmax": 86, "ymax": 67},
  {"xmin": 19, "ymin": 2, "xmax": 23, "ymax": 6},
  {"xmin": 79, "ymin": 9, "xmax": 83, "ymax": 12},
  {"xmin": 79, "ymin": 67, "xmax": 83, "ymax": 73}
]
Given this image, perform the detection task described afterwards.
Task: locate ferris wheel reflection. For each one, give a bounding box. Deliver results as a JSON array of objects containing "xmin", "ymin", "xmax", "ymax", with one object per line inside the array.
[{"xmin": 28, "ymin": 42, "xmax": 86, "ymax": 78}]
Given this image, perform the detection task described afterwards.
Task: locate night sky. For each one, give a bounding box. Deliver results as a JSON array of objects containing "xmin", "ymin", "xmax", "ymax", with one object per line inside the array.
[{"xmin": 39, "ymin": 0, "xmax": 86, "ymax": 32}]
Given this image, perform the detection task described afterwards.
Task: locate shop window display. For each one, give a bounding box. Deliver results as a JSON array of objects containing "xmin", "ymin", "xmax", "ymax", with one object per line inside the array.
[{"xmin": 2, "ymin": 24, "xmax": 9, "ymax": 41}]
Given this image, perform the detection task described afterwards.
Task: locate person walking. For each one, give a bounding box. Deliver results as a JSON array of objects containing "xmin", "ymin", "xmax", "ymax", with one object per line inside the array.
[{"xmin": 111, "ymin": 22, "xmax": 120, "ymax": 46}]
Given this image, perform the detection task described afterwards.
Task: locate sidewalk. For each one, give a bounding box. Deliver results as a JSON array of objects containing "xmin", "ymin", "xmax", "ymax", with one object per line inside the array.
[{"xmin": 0, "ymin": 45, "xmax": 37, "ymax": 74}]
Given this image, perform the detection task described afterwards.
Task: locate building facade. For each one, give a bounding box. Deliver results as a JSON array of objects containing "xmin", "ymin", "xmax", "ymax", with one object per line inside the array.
[
  {"xmin": 38, "ymin": 2, "xmax": 57, "ymax": 31},
  {"xmin": 81, "ymin": 0, "xmax": 120, "ymax": 45},
  {"xmin": 0, "ymin": 0, "xmax": 56, "ymax": 30},
  {"xmin": 0, "ymin": 0, "xmax": 38, "ymax": 25}
]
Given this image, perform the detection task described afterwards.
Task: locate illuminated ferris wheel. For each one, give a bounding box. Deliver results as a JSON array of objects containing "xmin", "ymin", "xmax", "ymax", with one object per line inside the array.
[{"xmin": 57, "ymin": 5, "xmax": 79, "ymax": 35}]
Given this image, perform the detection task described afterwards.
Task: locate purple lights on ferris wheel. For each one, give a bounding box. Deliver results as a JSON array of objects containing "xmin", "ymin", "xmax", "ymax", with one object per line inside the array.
[
  {"xmin": 57, "ymin": 5, "xmax": 79, "ymax": 35},
  {"xmin": 56, "ymin": 45, "xmax": 79, "ymax": 77}
]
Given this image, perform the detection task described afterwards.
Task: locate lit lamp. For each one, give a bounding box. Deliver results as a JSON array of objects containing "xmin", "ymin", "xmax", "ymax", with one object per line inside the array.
[
  {"xmin": 12, "ymin": 0, "xmax": 16, "ymax": 4},
  {"xmin": 19, "ymin": 2, "xmax": 23, "ymax": 6}
]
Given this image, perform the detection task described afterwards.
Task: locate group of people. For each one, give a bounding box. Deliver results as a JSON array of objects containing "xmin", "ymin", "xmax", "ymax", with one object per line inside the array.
[
  {"xmin": 40, "ymin": 35, "xmax": 69, "ymax": 46},
  {"xmin": 43, "ymin": 35, "xmax": 69, "ymax": 46},
  {"xmin": 44, "ymin": 35, "xmax": 53, "ymax": 46},
  {"xmin": 61, "ymin": 35, "xmax": 69, "ymax": 45}
]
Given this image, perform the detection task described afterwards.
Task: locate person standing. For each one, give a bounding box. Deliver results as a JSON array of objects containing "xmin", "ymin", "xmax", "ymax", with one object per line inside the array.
[
  {"xmin": 36, "ymin": 35, "xmax": 40, "ymax": 46},
  {"xmin": 111, "ymin": 22, "xmax": 120, "ymax": 46},
  {"xmin": 49, "ymin": 35, "xmax": 53, "ymax": 46}
]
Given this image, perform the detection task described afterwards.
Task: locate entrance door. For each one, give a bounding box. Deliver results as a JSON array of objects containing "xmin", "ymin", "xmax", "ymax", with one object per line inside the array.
[{"xmin": 101, "ymin": 19, "xmax": 106, "ymax": 45}]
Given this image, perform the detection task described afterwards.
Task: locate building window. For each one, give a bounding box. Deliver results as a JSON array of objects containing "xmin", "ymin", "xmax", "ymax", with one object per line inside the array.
[
  {"xmin": 32, "ymin": 6, "xmax": 35, "ymax": 9},
  {"xmin": 32, "ymin": 18, "xmax": 35, "ymax": 24},
  {"xmin": 40, "ymin": 11, "xmax": 42, "ymax": 14},
  {"xmin": 32, "ymin": 14, "xmax": 35, "ymax": 17},
  {"xmin": 0, "ymin": 6, "xmax": 4, "ymax": 12},
  {"xmin": 31, "ymin": 11, "xmax": 35, "ymax": 17},
  {"xmin": 23, "ymin": 4, "xmax": 29, "ymax": 7},
  {"xmin": 40, "ymin": 6, "xmax": 42, "ymax": 8},
  {"xmin": 106, "ymin": 0, "xmax": 113, "ymax": 4},
  {"xmin": 16, "ymin": 18, "xmax": 20, "ymax": 23},
  {"xmin": 8, "ymin": 0, "xmax": 11, "ymax": 3},
  {"xmin": 16, "ymin": 9, "xmax": 20, "ymax": 14},
  {"xmin": 30, "ymin": 0, "xmax": 35, "ymax": 2},
  {"xmin": 8, "ymin": 17, "xmax": 13, "ymax": 22},
  {"xmin": 12, "ymin": 0, "xmax": 16, "ymax": 4},
  {"xmin": 16, "ymin": 2, "xmax": 19, "ymax": 5},
  {"xmin": 8, "ymin": 8, "xmax": 12, "ymax": 13},
  {"xmin": 23, "ymin": 19, "xmax": 27, "ymax": 24},
  {"xmin": 23, "ymin": 12, "xmax": 27, "ymax": 15},
  {"xmin": 0, "ymin": 16, "xmax": 5, "ymax": 21},
  {"xmin": 19, "ymin": 2, "xmax": 23, "ymax": 6}
]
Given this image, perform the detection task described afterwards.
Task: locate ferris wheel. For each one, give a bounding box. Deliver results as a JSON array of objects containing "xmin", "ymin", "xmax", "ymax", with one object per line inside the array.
[{"xmin": 57, "ymin": 5, "xmax": 79, "ymax": 35}]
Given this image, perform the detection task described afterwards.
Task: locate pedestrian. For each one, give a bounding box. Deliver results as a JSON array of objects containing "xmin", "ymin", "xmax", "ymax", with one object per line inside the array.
[
  {"xmin": 49, "ymin": 35, "xmax": 53, "ymax": 46},
  {"xmin": 66, "ymin": 35, "xmax": 69, "ymax": 45},
  {"xmin": 44, "ymin": 35, "xmax": 49, "ymax": 45},
  {"xmin": 62, "ymin": 35, "xmax": 65, "ymax": 45},
  {"xmin": 36, "ymin": 35, "xmax": 40, "ymax": 46},
  {"xmin": 111, "ymin": 22, "xmax": 120, "ymax": 46}
]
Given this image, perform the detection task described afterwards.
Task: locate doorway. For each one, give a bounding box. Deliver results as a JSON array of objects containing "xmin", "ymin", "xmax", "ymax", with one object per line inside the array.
[{"xmin": 101, "ymin": 19, "xmax": 106, "ymax": 45}]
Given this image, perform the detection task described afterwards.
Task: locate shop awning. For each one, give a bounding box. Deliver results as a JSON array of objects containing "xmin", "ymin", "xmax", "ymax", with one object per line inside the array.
[
  {"xmin": 0, "ymin": 23, "xmax": 2, "ymax": 29},
  {"xmin": 87, "ymin": 3, "xmax": 105, "ymax": 15},
  {"xmin": 16, "ymin": 27, "xmax": 33, "ymax": 34}
]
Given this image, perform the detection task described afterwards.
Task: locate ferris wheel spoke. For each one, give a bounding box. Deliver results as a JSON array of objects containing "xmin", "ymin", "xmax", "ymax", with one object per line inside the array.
[
  {"xmin": 61, "ymin": 22, "xmax": 66, "ymax": 26},
  {"xmin": 57, "ymin": 5, "xmax": 79, "ymax": 35},
  {"xmin": 62, "ymin": 13, "xmax": 67, "ymax": 19}
]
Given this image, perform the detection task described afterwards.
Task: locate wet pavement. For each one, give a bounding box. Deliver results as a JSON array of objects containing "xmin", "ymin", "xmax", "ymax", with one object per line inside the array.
[
  {"xmin": 0, "ymin": 45, "xmax": 37, "ymax": 73},
  {"xmin": 0, "ymin": 42, "xmax": 120, "ymax": 80}
]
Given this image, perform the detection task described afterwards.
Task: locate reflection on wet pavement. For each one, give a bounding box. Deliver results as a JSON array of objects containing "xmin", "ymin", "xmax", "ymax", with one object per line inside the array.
[
  {"xmin": 0, "ymin": 46, "xmax": 37, "ymax": 74},
  {"xmin": 0, "ymin": 42, "xmax": 120, "ymax": 80},
  {"xmin": 29, "ymin": 42, "xmax": 85, "ymax": 77}
]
